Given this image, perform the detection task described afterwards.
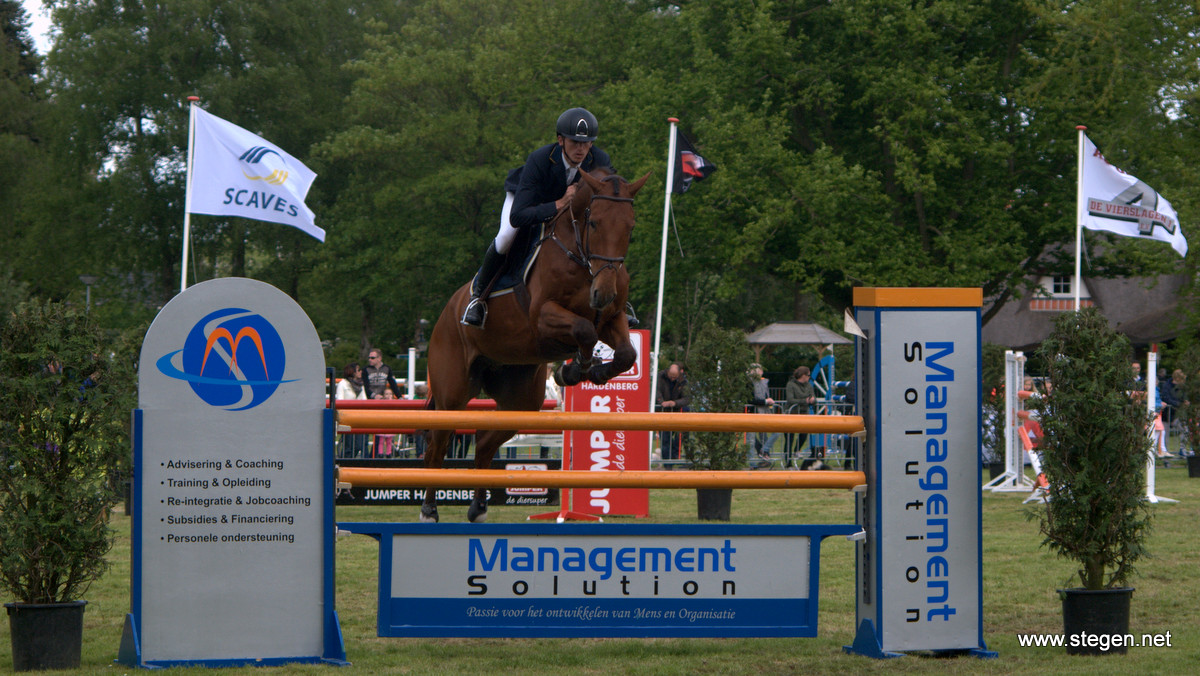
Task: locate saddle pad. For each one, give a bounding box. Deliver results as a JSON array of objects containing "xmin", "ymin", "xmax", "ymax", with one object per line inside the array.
[{"xmin": 490, "ymin": 222, "xmax": 546, "ymax": 298}]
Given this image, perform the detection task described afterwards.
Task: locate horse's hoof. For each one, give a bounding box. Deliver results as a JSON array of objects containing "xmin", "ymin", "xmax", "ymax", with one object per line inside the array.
[
  {"xmin": 557, "ymin": 364, "xmax": 582, "ymax": 387},
  {"xmin": 419, "ymin": 504, "xmax": 439, "ymax": 523},
  {"xmin": 467, "ymin": 502, "xmax": 489, "ymax": 523}
]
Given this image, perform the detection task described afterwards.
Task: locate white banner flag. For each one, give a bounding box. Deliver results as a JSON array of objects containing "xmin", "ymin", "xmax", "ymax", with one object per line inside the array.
[
  {"xmin": 189, "ymin": 107, "xmax": 324, "ymax": 241},
  {"xmin": 1080, "ymin": 134, "xmax": 1185, "ymax": 257}
]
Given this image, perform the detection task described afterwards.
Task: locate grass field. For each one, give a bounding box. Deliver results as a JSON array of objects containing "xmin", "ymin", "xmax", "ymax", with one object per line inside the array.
[{"xmin": 4, "ymin": 461, "xmax": 1198, "ymax": 674}]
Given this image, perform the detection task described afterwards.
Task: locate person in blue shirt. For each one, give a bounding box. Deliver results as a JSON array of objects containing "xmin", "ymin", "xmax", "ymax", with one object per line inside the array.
[{"xmin": 461, "ymin": 107, "xmax": 636, "ymax": 328}]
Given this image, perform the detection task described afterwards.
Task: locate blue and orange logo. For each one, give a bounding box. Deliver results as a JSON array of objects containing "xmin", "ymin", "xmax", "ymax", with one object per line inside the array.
[
  {"xmin": 239, "ymin": 146, "xmax": 289, "ymax": 186},
  {"xmin": 156, "ymin": 308, "xmax": 295, "ymax": 410}
]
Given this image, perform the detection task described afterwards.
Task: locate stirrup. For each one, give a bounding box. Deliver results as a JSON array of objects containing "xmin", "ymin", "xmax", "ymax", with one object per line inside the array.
[
  {"xmin": 625, "ymin": 301, "xmax": 639, "ymax": 327},
  {"xmin": 460, "ymin": 297, "xmax": 488, "ymax": 327}
]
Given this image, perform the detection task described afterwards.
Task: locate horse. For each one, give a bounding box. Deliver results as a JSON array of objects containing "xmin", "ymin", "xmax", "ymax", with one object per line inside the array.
[{"xmin": 419, "ymin": 168, "xmax": 651, "ymax": 522}]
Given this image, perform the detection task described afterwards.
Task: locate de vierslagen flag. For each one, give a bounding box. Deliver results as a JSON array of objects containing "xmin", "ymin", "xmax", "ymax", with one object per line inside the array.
[
  {"xmin": 1080, "ymin": 134, "xmax": 1185, "ymax": 257},
  {"xmin": 671, "ymin": 129, "xmax": 716, "ymax": 194},
  {"xmin": 189, "ymin": 107, "xmax": 324, "ymax": 242}
]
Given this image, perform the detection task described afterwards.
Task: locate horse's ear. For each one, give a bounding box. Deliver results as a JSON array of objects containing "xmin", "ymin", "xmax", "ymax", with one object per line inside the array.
[
  {"xmin": 579, "ymin": 171, "xmax": 604, "ymax": 193},
  {"xmin": 628, "ymin": 171, "xmax": 652, "ymax": 197}
]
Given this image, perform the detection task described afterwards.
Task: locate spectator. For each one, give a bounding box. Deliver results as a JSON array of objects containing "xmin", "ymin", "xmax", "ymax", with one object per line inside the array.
[
  {"xmin": 375, "ymin": 389, "xmax": 398, "ymax": 457},
  {"xmin": 655, "ymin": 363, "xmax": 690, "ymax": 462},
  {"xmin": 747, "ymin": 363, "xmax": 778, "ymax": 466},
  {"xmin": 785, "ymin": 365, "xmax": 817, "ymax": 466},
  {"xmin": 363, "ymin": 347, "xmax": 402, "ymax": 399},
  {"xmin": 1162, "ymin": 368, "xmax": 1185, "ymax": 426},
  {"xmin": 1128, "ymin": 359, "xmax": 1145, "ymax": 392},
  {"xmin": 335, "ymin": 363, "xmax": 367, "ymax": 458}
]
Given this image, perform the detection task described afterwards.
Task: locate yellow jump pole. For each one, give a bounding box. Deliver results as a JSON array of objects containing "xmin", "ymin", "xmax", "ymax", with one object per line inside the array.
[
  {"xmin": 336, "ymin": 467, "xmax": 867, "ymax": 491},
  {"xmin": 336, "ymin": 409, "xmax": 864, "ymax": 435}
]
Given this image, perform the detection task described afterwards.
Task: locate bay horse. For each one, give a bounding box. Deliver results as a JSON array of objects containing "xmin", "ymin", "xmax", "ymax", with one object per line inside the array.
[{"xmin": 420, "ymin": 169, "xmax": 651, "ymax": 522}]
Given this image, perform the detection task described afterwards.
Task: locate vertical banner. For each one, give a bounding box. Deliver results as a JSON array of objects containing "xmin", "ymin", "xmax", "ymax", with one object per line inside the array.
[
  {"xmin": 121, "ymin": 278, "xmax": 344, "ymax": 668},
  {"xmin": 564, "ymin": 329, "xmax": 650, "ymax": 517},
  {"xmin": 848, "ymin": 288, "xmax": 990, "ymax": 658}
]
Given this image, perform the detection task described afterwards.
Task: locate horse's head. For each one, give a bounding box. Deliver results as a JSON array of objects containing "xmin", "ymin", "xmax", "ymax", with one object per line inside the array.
[{"xmin": 575, "ymin": 170, "xmax": 651, "ymax": 311}]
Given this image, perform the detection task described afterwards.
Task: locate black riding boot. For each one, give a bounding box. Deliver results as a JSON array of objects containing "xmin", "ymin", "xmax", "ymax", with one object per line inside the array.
[
  {"xmin": 625, "ymin": 301, "xmax": 639, "ymax": 327},
  {"xmin": 460, "ymin": 243, "xmax": 506, "ymax": 328}
]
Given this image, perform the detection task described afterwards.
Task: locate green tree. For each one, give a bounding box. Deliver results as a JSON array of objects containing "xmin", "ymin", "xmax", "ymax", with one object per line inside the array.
[
  {"xmin": 40, "ymin": 0, "xmax": 390, "ymax": 307},
  {"xmin": 606, "ymin": 0, "xmax": 1200, "ymax": 357}
]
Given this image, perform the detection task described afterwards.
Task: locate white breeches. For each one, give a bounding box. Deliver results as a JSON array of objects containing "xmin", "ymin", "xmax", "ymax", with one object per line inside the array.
[{"xmin": 493, "ymin": 192, "xmax": 517, "ymax": 254}]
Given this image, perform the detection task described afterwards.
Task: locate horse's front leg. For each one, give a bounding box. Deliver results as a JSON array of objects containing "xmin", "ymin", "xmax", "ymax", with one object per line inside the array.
[
  {"xmin": 585, "ymin": 314, "xmax": 635, "ymax": 385},
  {"xmin": 538, "ymin": 302, "xmax": 598, "ymax": 386}
]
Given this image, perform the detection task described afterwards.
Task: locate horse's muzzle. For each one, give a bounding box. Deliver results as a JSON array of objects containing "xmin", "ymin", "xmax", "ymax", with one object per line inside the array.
[{"xmin": 590, "ymin": 280, "xmax": 617, "ymax": 311}]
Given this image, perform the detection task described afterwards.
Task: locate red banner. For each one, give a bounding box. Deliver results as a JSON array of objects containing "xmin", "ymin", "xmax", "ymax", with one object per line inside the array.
[{"xmin": 563, "ymin": 329, "xmax": 650, "ymax": 517}]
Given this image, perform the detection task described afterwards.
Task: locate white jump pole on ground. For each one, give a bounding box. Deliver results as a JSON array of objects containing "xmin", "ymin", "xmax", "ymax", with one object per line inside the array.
[
  {"xmin": 1145, "ymin": 351, "xmax": 1177, "ymax": 504},
  {"xmin": 985, "ymin": 350, "xmax": 1034, "ymax": 492}
]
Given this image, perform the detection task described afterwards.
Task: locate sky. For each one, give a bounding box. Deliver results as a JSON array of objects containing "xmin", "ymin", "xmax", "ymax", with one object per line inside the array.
[{"xmin": 20, "ymin": 0, "xmax": 52, "ymax": 54}]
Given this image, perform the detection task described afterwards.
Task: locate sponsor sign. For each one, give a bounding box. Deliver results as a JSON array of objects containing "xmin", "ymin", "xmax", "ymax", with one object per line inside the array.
[
  {"xmin": 335, "ymin": 459, "xmax": 561, "ymax": 506},
  {"xmin": 339, "ymin": 522, "xmax": 857, "ymax": 637},
  {"xmin": 853, "ymin": 291, "xmax": 984, "ymax": 655},
  {"xmin": 564, "ymin": 329, "xmax": 650, "ymax": 517},
  {"xmin": 122, "ymin": 278, "xmax": 343, "ymax": 667}
]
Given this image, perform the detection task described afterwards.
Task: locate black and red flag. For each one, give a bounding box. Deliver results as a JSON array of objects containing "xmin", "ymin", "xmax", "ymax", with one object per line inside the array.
[{"xmin": 671, "ymin": 129, "xmax": 716, "ymax": 194}]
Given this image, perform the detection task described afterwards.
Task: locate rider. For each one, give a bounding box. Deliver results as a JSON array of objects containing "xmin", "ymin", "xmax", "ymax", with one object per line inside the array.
[{"xmin": 461, "ymin": 107, "xmax": 638, "ymax": 328}]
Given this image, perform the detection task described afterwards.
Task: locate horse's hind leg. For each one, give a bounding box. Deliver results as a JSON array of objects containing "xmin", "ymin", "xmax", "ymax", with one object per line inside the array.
[
  {"xmin": 421, "ymin": 428, "xmax": 453, "ymax": 522},
  {"xmin": 467, "ymin": 365, "xmax": 548, "ymax": 522},
  {"xmin": 467, "ymin": 427, "xmax": 518, "ymax": 523}
]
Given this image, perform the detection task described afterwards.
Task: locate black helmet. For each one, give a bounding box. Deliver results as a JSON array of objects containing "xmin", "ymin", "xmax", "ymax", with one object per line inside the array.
[{"xmin": 556, "ymin": 107, "xmax": 598, "ymax": 142}]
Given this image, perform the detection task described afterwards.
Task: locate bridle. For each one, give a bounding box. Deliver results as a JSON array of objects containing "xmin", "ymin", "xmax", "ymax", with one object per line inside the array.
[{"xmin": 542, "ymin": 176, "xmax": 632, "ymax": 282}]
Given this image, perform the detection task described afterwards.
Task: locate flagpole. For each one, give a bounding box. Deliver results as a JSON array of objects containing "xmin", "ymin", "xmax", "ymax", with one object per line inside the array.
[
  {"xmin": 181, "ymin": 95, "xmax": 200, "ymax": 293},
  {"xmin": 649, "ymin": 117, "xmax": 679, "ymax": 416},
  {"xmin": 1074, "ymin": 125, "xmax": 1086, "ymax": 311}
]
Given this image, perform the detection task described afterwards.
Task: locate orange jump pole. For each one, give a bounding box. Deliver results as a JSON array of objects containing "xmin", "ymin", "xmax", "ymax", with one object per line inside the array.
[
  {"xmin": 336, "ymin": 467, "xmax": 866, "ymax": 491},
  {"xmin": 335, "ymin": 409, "xmax": 864, "ymax": 435}
]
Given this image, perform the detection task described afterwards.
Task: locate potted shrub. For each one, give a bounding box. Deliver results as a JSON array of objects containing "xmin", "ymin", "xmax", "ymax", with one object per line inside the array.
[
  {"xmin": 682, "ymin": 323, "xmax": 751, "ymax": 520},
  {"xmin": 1028, "ymin": 308, "xmax": 1153, "ymax": 656},
  {"xmin": 1, "ymin": 300, "xmax": 136, "ymax": 670}
]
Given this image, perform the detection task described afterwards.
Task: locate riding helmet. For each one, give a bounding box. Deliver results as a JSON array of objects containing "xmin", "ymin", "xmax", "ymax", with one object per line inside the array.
[{"xmin": 556, "ymin": 107, "xmax": 598, "ymax": 142}]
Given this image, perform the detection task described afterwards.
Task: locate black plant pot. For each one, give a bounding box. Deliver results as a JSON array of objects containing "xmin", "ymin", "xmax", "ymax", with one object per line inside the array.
[
  {"xmin": 5, "ymin": 601, "xmax": 87, "ymax": 671},
  {"xmin": 696, "ymin": 488, "xmax": 732, "ymax": 521},
  {"xmin": 988, "ymin": 461, "xmax": 1005, "ymax": 480},
  {"xmin": 1187, "ymin": 454, "xmax": 1200, "ymax": 478},
  {"xmin": 1059, "ymin": 588, "xmax": 1133, "ymax": 655}
]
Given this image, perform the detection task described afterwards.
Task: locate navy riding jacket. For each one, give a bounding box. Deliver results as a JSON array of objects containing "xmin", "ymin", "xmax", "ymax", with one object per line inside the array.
[{"xmin": 504, "ymin": 142, "xmax": 613, "ymax": 229}]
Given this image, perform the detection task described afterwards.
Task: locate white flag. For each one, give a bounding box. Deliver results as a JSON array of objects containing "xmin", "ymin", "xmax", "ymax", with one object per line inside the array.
[
  {"xmin": 189, "ymin": 107, "xmax": 324, "ymax": 241},
  {"xmin": 1080, "ymin": 134, "xmax": 1185, "ymax": 257}
]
